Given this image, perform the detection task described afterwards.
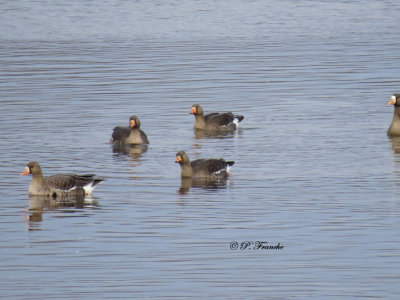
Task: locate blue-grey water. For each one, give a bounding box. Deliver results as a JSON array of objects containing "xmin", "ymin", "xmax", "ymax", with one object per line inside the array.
[{"xmin": 1, "ymin": 1, "xmax": 400, "ymax": 298}]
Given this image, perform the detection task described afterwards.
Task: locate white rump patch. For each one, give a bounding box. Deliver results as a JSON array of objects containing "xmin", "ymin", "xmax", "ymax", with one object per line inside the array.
[
  {"xmin": 232, "ymin": 117, "xmax": 241, "ymax": 129},
  {"xmin": 83, "ymin": 182, "xmax": 96, "ymax": 195}
]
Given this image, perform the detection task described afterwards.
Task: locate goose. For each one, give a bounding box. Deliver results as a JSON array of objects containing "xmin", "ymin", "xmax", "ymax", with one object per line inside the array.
[
  {"xmin": 190, "ymin": 104, "xmax": 244, "ymax": 132},
  {"xmin": 175, "ymin": 150, "xmax": 235, "ymax": 180},
  {"xmin": 21, "ymin": 161, "xmax": 103, "ymax": 198},
  {"xmin": 387, "ymin": 94, "xmax": 400, "ymax": 137},
  {"xmin": 111, "ymin": 115, "xmax": 149, "ymax": 145}
]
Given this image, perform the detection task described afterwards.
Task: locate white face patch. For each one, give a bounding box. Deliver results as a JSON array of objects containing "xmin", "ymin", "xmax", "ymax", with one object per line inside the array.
[{"xmin": 392, "ymin": 95, "xmax": 397, "ymax": 104}]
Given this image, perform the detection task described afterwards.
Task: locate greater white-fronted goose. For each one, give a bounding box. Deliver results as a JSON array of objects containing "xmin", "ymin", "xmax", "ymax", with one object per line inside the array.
[
  {"xmin": 110, "ymin": 115, "xmax": 149, "ymax": 145},
  {"xmin": 21, "ymin": 162, "xmax": 103, "ymax": 198},
  {"xmin": 175, "ymin": 150, "xmax": 235, "ymax": 179},
  {"xmin": 388, "ymin": 94, "xmax": 400, "ymax": 137},
  {"xmin": 190, "ymin": 104, "xmax": 244, "ymax": 131}
]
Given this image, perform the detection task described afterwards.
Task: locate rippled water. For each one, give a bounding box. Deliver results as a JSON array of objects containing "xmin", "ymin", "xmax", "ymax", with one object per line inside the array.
[{"xmin": 1, "ymin": 1, "xmax": 400, "ymax": 298}]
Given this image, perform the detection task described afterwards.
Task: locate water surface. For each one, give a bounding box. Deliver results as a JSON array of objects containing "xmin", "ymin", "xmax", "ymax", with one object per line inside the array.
[{"xmin": 1, "ymin": 1, "xmax": 400, "ymax": 298}]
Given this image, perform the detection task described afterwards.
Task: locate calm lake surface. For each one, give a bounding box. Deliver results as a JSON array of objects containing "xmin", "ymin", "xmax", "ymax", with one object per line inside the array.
[{"xmin": 1, "ymin": 1, "xmax": 400, "ymax": 298}]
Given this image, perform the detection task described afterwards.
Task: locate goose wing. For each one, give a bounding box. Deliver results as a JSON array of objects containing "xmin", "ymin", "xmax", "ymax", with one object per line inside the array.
[
  {"xmin": 44, "ymin": 174, "xmax": 102, "ymax": 193},
  {"xmin": 111, "ymin": 126, "xmax": 131, "ymax": 143},
  {"xmin": 192, "ymin": 159, "xmax": 234, "ymax": 176},
  {"xmin": 43, "ymin": 174, "xmax": 84, "ymax": 192},
  {"xmin": 205, "ymin": 112, "xmax": 235, "ymax": 126},
  {"xmin": 204, "ymin": 112, "xmax": 221, "ymax": 121}
]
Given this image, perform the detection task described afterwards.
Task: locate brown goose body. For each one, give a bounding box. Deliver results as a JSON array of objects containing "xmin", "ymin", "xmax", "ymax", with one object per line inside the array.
[
  {"xmin": 175, "ymin": 151, "xmax": 235, "ymax": 180},
  {"xmin": 111, "ymin": 115, "xmax": 149, "ymax": 145},
  {"xmin": 190, "ymin": 104, "xmax": 244, "ymax": 132},
  {"xmin": 21, "ymin": 162, "xmax": 103, "ymax": 198},
  {"xmin": 388, "ymin": 94, "xmax": 400, "ymax": 137}
]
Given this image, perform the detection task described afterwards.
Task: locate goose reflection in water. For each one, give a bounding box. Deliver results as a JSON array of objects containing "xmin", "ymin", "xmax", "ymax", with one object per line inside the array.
[
  {"xmin": 26, "ymin": 194, "xmax": 98, "ymax": 231},
  {"xmin": 112, "ymin": 144, "xmax": 148, "ymax": 161},
  {"xmin": 178, "ymin": 177, "xmax": 230, "ymax": 194},
  {"xmin": 389, "ymin": 136, "xmax": 400, "ymax": 154},
  {"xmin": 193, "ymin": 129, "xmax": 237, "ymax": 140}
]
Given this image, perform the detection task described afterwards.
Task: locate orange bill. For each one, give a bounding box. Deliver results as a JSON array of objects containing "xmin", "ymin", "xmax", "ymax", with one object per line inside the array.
[
  {"xmin": 176, "ymin": 155, "xmax": 182, "ymax": 163},
  {"xmin": 190, "ymin": 107, "xmax": 196, "ymax": 114},
  {"xmin": 130, "ymin": 120, "xmax": 136, "ymax": 127}
]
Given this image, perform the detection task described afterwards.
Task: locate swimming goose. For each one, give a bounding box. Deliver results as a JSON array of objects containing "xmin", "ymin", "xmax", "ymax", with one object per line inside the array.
[
  {"xmin": 111, "ymin": 115, "xmax": 149, "ymax": 145},
  {"xmin": 388, "ymin": 94, "xmax": 400, "ymax": 137},
  {"xmin": 175, "ymin": 150, "xmax": 235, "ymax": 179},
  {"xmin": 21, "ymin": 162, "xmax": 103, "ymax": 197},
  {"xmin": 190, "ymin": 104, "xmax": 244, "ymax": 131}
]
